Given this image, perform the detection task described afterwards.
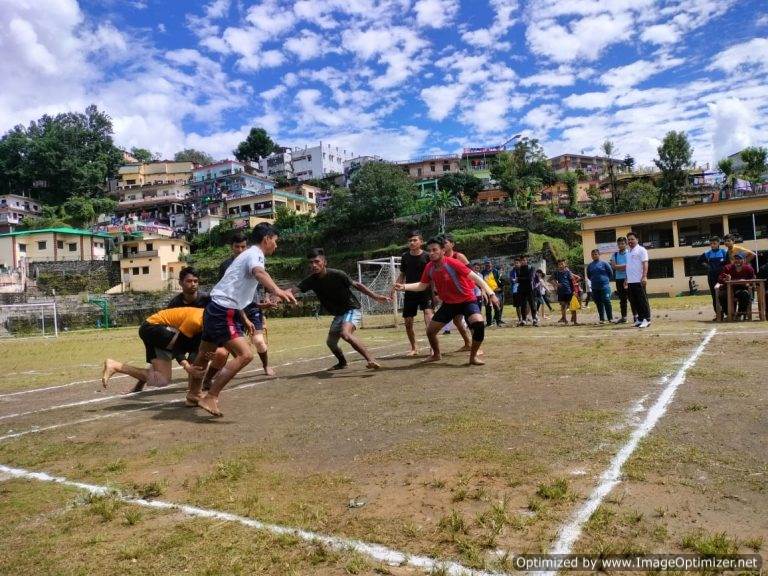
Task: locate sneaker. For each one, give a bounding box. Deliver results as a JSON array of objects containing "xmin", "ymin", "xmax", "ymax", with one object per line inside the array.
[
  {"xmin": 599, "ymin": 320, "xmax": 605, "ymax": 324},
  {"xmin": 532, "ymin": 319, "xmax": 539, "ymax": 327},
  {"xmin": 633, "ymin": 320, "xmax": 642, "ymax": 327},
  {"xmin": 617, "ymin": 317, "xmax": 627, "ymax": 324},
  {"xmin": 638, "ymin": 319, "xmax": 650, "ymax": 329}
]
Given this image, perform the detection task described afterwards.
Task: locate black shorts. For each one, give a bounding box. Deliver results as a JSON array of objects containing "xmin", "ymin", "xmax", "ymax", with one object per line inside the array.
[
  {"xmin": 243, "ymin": 303, "xmax": 265, "ymax": 331},
  {"xmin": 558, "ymin": 292, "xmax": 574, "ymax": 304},
  {"xmin": 138, "ymin": 322, "xmax": 176, "ymax": 363},
  {"xmin": 202, "ymin": 301, "xmax": 245, "ymax": 346},
  {"xmin": 402, "ymin": 294, "xmax": 434, "ymax": 318},
  {"xmin": 433, "ymin": 300, "xmax": 481, "ymax": 325}
]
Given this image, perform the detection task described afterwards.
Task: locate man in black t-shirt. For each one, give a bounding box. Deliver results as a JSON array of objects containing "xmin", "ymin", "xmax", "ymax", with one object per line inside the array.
[
  {"xmin": 395, "ymin": 231, "xmax": 434, "ymax": 356},
  {"xmin": 294, "ymin": 248, "xmax": 391, "ymax": 370},
  {"xmin": 167, "ymin": 266, "xmax": 211, "ymax": 309}
]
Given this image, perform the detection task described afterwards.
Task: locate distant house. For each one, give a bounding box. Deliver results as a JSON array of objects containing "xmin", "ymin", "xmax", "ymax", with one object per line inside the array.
[
  {"xmin": 0, "ymin": 228, "xmax": 111, "ymax": 270},
  {"xmin": 118, "ymin": 235, "xmax": 190, "ymax": 293}
]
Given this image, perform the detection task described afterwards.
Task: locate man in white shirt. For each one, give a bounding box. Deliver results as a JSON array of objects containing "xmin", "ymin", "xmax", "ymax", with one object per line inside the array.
[
  {"xmin": 625, "ymin": 231, "xmax": 651, "ymax": 328},
  {"xmin": 192, "ymin": 223, "xmax": 296, "ymax": 416}
]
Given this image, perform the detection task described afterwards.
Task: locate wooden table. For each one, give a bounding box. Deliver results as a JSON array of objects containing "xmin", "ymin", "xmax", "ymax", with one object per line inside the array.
[{"xmin": 725, "ymin": 279, "xmax": 766, "ymax": 321}]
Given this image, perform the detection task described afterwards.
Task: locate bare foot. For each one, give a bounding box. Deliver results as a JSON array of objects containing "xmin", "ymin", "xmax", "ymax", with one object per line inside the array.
[
  {"xmin": 184, "ymin": 393, "xmax": 202, "ymax": 407},
  {"xmin": 455, "ymin": 345, "xmax": 472, "ymax": 352},
  {"xmin": 264, "ymin": 366, "xmax": 276, "ymax": 376},
  {"xmin": 366, "ymin": 361, "xmax": 382, "ymax": 370},
  {"xmin": 406, "ymin": 349, "xmax": 419, "ymax": 357},
  {"xmin": 422, "ymin": 354, "xmax": 442, "ymax": 363},
  {"xmin": 477, "ymin": 349, "xmax": 484, "ymax": 356},
  {"xmin": 101, "ymin": 359, "xmax": 118, "ymax": 389},
  {"xmin": 469, "ymin": 357, "xmax": 486, "ymax": 366},
  {"xmin": 197, "ymin": 394, "xmax": 223, "ymax": 417},
  {"xmin": 123, "ymin": 380, "xmax": 146, "ymax": 395}
]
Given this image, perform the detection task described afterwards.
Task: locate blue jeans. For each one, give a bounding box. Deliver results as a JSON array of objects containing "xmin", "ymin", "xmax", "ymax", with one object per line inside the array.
[{"xmin": 593, "ymin": 285, "xmax": 613, "ymax": 321}]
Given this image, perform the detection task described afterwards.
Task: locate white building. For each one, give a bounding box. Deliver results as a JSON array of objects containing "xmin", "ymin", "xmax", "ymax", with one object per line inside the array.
[
  {"xmin": 291, "ymin": 142, "xmax": 353, "ymax": 182},
  {"xmin": 0, "ymin": 194, "xmax": 44, "ymax": 233},
  {"xmin": 260, "ymin": 147, "xmax": 294, "ymax": 179}
]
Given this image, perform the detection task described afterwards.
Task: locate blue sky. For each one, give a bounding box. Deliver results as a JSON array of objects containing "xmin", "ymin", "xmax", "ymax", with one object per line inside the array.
[{"xmin": 2, "ymin": 0, "xmax": 767, "ymax": 167}]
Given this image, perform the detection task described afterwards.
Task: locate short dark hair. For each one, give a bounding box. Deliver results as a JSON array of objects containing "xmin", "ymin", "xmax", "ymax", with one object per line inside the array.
[
  {"xmin": 426, "ymin": 236, "xmax": 445, "ymax": 247},
  {"xmin": 179, "ymin": 266, "xmax": 199, "ymax": 281},
  {"xmin": 556, "ymin": 258, "xmax": 566, "ymax": 265},
  {"xmin": 724, "ymin": 233, "xmax": 735, "ymax": 242},
  {"xmin": 710, "ymin": 235, "xmax": 721, "ymax": 243},
  {"xmin": 307, "ymin": 247, "xmax": 325, "ymax": 259},
  {"xmin": 251, "ymin": 222, "xmax": 277, "ymax": 244},
  {"xmin": 231, "ymin": 232, "xmax": 247, "ymax": 245},
  {"xmin": 617, "ymin": 236, "xmax": 627, "ymax": 243},
  {"xmin": 626, "ymin": 231, "xmax": 638, "ymax": 239},
  {"xmin": 591, "ymin": 248, "xmax": 600, "ymax": 254},
  {"xmin": 407, "ymin": 230, "xmax": 422, "ymax": 239},
  {"xmin": 441, "ymin": 233, "xmax": 454, "ymax": 243}
]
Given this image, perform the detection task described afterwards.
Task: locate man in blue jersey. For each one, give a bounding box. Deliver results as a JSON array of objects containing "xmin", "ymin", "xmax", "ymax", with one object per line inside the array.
[
  {"xmin": 697, "ymin": 236, "xmax": 729, "ymax": 319},
  {"xmin": 610, "ymin": 236, "xmax": 633, "ymax": 323}
]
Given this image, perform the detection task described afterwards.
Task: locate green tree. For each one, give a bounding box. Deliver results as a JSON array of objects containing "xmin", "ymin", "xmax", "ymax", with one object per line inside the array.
[
  {"xmin": 574, "ymin": 168, "xmax": 588, "ymax": 181},
  {"xmin": 274, "ymin": 205, "xmax": 314, "ymax": 233},
  {"xmin": 739, "ymin": 146, "xmax": 768, "ymax": 185},
  {"xmin": 559, "ymin": 171, "xmax": 579, "ymax": 208},
  {"xmin": 617, "ymin": 180, "xmax": 658, "ymax": 213},
  {"xmin": 624, "ymin": 155, "xmax": 635, "ymax": 171},
  {"xmin": 587, "ymin": 184, "xmax": 608, "ymax": 214},
  {"xmin": 0, "ymin": 104, "xmax": 123, "ymax": 205},
  {"xmin": 234, "ymin": 127, "xmax": 277, "ymax": 162},
  {"xmin": 490, "ymin": 137, "xmax": 555, "ymax": 209},
  {"xmin": 62, "ymin": 196, "xmax": 96, "ymax": 227},
  {"xmin": 653, "ymin": 131, "xmax": 693, "ymax": 207},
  {"xmin": 130, "ymin": 147, "xmax": 154, "ymax": 163},
  {"xmin": 174, "ymin": 148, "xmax": 214, "ymax": 165},
  {"xmin": 602, "ymin": 140, "xmax": 618, "ymax": 211},
  {"xmin": 347, "ymin": 162, "xmax": 417, "ymax": 224},
  {"xmin": 717, "ymin": 158, "xmax": 734, "ymax": 189},
  {"xmin": 437, "ymin": 172, "xmax": 483, "ymax": 205}
]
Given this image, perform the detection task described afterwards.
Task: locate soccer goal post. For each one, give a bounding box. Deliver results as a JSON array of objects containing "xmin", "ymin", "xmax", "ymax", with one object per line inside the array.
[
  {"xmin": 0, "ymin": 301, "xmax": 59, "ymax": 339},
  {"xmin": 356, "ymin": 256, "xmax": 401, "ymax": 328}
]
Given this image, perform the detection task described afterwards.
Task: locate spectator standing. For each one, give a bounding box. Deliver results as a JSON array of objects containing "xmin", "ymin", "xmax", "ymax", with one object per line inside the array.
[
  {"xmin": 509, "ymin": 257, "xmax": 523, "ymax": 323},
  {"xmin": 516, "ymin": 255, "xmax": 539, "ymax": 326},
  {"xmin": 586, "ymin": 248, "xmax": 614, "ymax": 323},
  {"xmin": 723, "ymin": 233, "xmax": 756, "ymax": 264},
  {"xmin": 625, "ymin": 231, "xmax": 651, "ymax": 328},
  {"xmin": 553, "ymin": 259, "xmax": 580, "ymax": 325},
  {"xmin": 534, "ymin": 269, "xmax": 553, "ymax": 318},
  {"xmin": 697, "ymin": 236, "xmax": 728, "ymax": 318},
  {"xmin": 610, "ymin": 237, "xmax": 632, "ymax": 323},
  {"xmin": 482, "ymin": 259, "xmax": 505, "ymax": 326}
]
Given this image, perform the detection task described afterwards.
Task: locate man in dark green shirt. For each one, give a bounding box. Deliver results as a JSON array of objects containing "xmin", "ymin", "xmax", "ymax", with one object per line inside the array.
[{"xmin": 294, "ymin": 248, "xmax": 390, "ymax": 370}]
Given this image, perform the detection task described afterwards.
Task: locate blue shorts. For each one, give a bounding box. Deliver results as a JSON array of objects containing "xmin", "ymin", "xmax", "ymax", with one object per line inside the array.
[
  {"xmin": 202, "ymin": 301, "xmax": 245, "ymax": 346},
  {"xmin": 329, "ymin": 309, "xmax": 362, "ymax": 335},
  {"xmin": 243, "ymin": 303, "xmax": 265, "ymax": 331},
  {"xmin": 433, "ymin": 300, "xmax": 481, "ymax": 325}
]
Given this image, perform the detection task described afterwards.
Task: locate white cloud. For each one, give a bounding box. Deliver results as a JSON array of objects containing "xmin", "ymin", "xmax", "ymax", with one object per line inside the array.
[
  {"xmin": 261, "ymin": 85, "xmax": 287, "ymax": 101},
  {"xmin": 284, "ymin": 29, "xmax": 324, "ymax": 61},
  {"xmin": 599, "ymin": 56, "xmax": 685, "ymax": 89},
  {"xmin": 157, "ymin": 23, "xmax": 166, "ymax": 33},
  {"xmin": 640, "ymin": 23, "xmax": 679, "ymax": 44},
  {"xmin": 522, "ymin": 103, "xmax": 560, "ymax": 133},
  {"xmin": 461, "ymin": 0, "xmax": 518, "ymax": 49},
  {"xmin": 757, "ymin": 14, "xmax": 768, "ymax": 27},
  {"xmin": 414, "ymin": 0, "xmax": 459, "ymax": 29},
  {"xmin": 708, "ymin": 37, "xmax": 768, "ymax": 74},
  {"xmin": 520, "ymin": 67, "xmax": 575, "ymax": 87},
  {"xmin": 708, "ymin": 98, "xmax": 757, "ymax": 163},
  {"xmin": 563, "ymin": 91, "xmax": 615, "ymax": 110},
  {"xmin": 420, "ymin": 84, "xmax": 464, "ymax": 121}
]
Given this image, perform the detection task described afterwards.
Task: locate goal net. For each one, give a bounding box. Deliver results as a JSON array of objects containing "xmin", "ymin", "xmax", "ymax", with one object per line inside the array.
[
  {"xmin": 0, "ymin": 301, "xmax": 59, "ymax": 339},
  {"xmin": 356, "ymin": 256, "xmax": 401, "ymax": 328}
]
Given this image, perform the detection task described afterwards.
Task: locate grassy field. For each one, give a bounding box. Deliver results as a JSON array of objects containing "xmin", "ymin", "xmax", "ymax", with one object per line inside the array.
[{"xmin": 0, "ymin": 297, "xmax": 765, "ymax": 575}]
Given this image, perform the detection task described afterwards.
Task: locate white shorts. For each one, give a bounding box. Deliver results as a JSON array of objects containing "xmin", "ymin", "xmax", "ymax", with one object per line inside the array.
[{"xmin": 329, "ymin": 309, "xmax": 362, "ymax": 335}]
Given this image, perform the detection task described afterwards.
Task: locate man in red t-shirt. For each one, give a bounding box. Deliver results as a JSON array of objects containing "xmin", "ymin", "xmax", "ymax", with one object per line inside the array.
[
  {"xmin": 394, "ymin": 236, "xmax": 499, "ymax": 365},
  {"xmin": 715, "ymin": 253, "xmax": 756, "ymax": 319}
]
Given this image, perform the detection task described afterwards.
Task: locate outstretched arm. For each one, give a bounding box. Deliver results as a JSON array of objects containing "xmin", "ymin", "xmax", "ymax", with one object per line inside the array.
[
  {"xmin": 253, "ymin": 267, "xmax": 297, "ymax": 304},
  {"xmin": 393, "ymin": 281, "xmax": 430, "ymax": 292},
  {"xmin": 352, "ymin": 281, "xmax": 391, "ymax": 303},
  {"xmin": 469, "ymin": 272, "xmax": 500, "ymax": 308}
]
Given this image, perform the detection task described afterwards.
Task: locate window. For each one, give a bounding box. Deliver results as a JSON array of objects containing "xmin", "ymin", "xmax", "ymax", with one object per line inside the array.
[
  {"xmin": 684, "ymin": 256, "xmax": 708, "ymax": 277},
  {"xmin": 677, "ymin": 216, "xmax": 723, "ymax": 247},
  {"xmin": 417, "ymin": 168, "xmax": 422, "ymax": 177},
  {"xmin": 430, "ymin": 164, "xmax": 436, "ymax": 172},
  {"xmin": 633, "ymin": 223, "xmax": 674, "ymax": 249},
  {"xmin": 19, "ymin": 243, "xmax": 26, "ymax": 252},
  {"xmin": 171, "ymin": 244, "xmax": 176, "ymax": 252},
  {"xmin": 122, "ymin": 268, "xmax": 129, "ymax": 274},
  {"xmin": 145, "ymin": 243, "xmax": 153, "ymax": 251},
  {"xmin": 594, "ymin": 229, "xmax": 617, "ymax": 244},
  {"xmin": 126, "ymin": 179, "xmax": 136, "ymax": 185},
  {"xmin": 443, "ymin": 163, "xmax": 450, "ymax": 172},
  {"xmin": 142, "ymin": 266, "xmax": 149, "ymax": 275},
  {"xmin": 68, "ymin": 243, "xmax": 77, "ymax": 252},
  {"xmin": 57, "ymin": 241, "xmax": 64, "ymax": 249},
  {"xmin": 38, "ymin": 241, "xmax": 47, "ymax": 250},
  {"xmin": 728, "ymin": 212, "xmax": 768, "ymax": 241},
  {"xmin": 647, "ymin": 258, "xmax": 674, "ymax": 279},
  {"xmin": 132, "ymin": 267, "xmax": 139, "ymax": 275}
]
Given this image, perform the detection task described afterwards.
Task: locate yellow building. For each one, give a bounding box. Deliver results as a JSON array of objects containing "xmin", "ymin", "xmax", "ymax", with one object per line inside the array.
[
  {"xmin": 225, "ymin": 186, "xmax": 317, "ymax": 219},
  {"xmin": 395, "ymin": 155, "xmax": 461, "ymax": 179},
  {"xmin": 0, "ymin": 228, "xmax": 110, "ymax": 269},
  {"xmin": 118, "ymin": 235, "xmax": 189, "ymax": 292},
  {"xmin": 579, "ymin": 196, "xmax": 768, "ymax": 296},
  {"xmin": 117, "ymin": 161, "xmax": 193, "ymax": 188}
]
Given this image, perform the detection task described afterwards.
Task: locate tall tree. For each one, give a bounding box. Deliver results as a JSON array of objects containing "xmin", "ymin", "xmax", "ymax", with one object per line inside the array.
[
  {"xmin": 587, "ymin": 184, "xmax": 609, "ymax": 215},
  {"xmin": 601, "ymin": 140, "xmax": 618, "ymax": 211},
  {"xmin": 347, "ymin": 162, "xmax": 417, "ymax": 223},
  {"xmin": 490, "ymin": 137, "xmax": 555, "ymax": 209},
  {"xmin": 653, "ymin": 131, "xmax": 693, "ymax": 207},
  {"xmin": 130, "ymin": 147, "xmax": 154, "ymax": 163},
  {"xmin": 174, "ymin": 148, "xmax": 214, "ymax": 165},
  {"xmin": 0, "ymin": 104, "xmax": 123, "ymax": 205},
  {"xmin": 717, "ymin": 158, "xmax": 734, "ymax": 190},
  {"xmin": 623, "ymin": 155, "xmax": 635, "ymax": 171},
  {"xmin": 559, "ymin": 171, "xmax": 579, "ymax": 208},
  {"xmin": 739, "ymin": 146, "xmax": 768, "ymax": 185},
  {"xmin": 234, "ymin": 127, "xmax": 278, "ymax": 162},
  {"xmin": 617, "ymin": 181, "xmax": 658, "ymax": 213},
  {"xmin": 437, "ymin": 172, "xmax": 484, "ymax": 205}
]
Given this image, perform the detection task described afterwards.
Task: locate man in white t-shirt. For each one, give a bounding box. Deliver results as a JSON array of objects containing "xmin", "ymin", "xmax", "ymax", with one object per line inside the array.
[
  {"xmin": 625, "ymin": 231, "xmax": 651, "ymax": 328},
  {"xmin": 191, "ymin": 223, "xmax": 296, "ymax": 417}
]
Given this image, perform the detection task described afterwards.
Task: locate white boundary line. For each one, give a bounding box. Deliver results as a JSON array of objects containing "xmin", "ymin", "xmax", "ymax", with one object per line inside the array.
[
  {"xmin": 0, "ymin": 462, "xmax": 501, "ymax": 576},
  {"xmin": 545, "ymin": 328, "xmax": 717, "ymax": 558}
]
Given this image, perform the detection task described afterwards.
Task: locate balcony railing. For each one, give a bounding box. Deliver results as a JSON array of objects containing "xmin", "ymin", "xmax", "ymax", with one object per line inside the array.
[{"xmin": 121, "ymin": 250, "xmax": 159, "ymax": 259}]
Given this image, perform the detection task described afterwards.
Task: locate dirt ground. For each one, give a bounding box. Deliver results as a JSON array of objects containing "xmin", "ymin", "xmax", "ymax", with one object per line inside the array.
[{"xmin": 0, "ymin": 296, "xmax": 765, "ymax": 575}]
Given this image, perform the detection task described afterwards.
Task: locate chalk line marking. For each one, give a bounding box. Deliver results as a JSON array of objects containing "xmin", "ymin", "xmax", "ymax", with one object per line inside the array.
[
  {"xmin": 0, "ymin": 342, "xmax": 426, "ymax": 442},
  {"xmin": 545, "ymin": 328, "xmax": 717, "ymax": 558},
  {"xmin": 0, "ymin": 463, "xmax": 499, "ymax": 576}
]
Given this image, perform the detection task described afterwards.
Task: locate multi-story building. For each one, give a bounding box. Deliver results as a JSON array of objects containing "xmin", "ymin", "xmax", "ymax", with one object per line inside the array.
[
  {"xmin": 189, "ymin": 159, "xmax": 271, "ymax": 221},
  {"xmin": 477, "ymin": 188, "xmax": 509, "ymax": 205},
  {"xmin": 0, "ymin": 227, "xmax": 111, "ymax": 269},
  {"xmin": 118, "ymin": 235, "xmax": 189, "ymax": 292},
  {"xmin": 549, "ymin": 153, "xmax": 626, "ymax": 178},
  {"xmin": 114, "ymin": 161, "xmax": 194, "ymax": 232},
  {"xmin": 461, "ymin": 146, "xmax": 504, "ymax": 186},
  {"xmin": 259, "ymin": 147, "xmax": 294, "ymax": 180},
  {"xmin": 0, "ymin": 194, "xmax": 44, "ymax": 233},
  {"xmin": 291, "ymin": 142, "xmax": 353, "ymax": 182},
  {"xmin": 395, "ymin": 154, "xmax": 461, "ymax": 180},
  {"xmin": 342, "ymin": 155, "xmax": 385, "ymax": 186},
  {"xmin": 579, "ymin": 194, "xmax": 768, "ymax": 296},
  {"xmin": 225, "ymin": 183, "xmax": 317, "ymax": 220}
]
